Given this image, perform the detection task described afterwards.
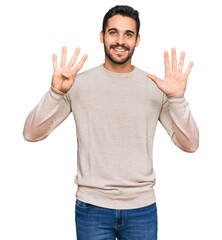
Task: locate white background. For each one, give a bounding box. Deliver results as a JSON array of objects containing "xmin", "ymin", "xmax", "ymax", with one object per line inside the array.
[{"xmin": 1, "ymin": 0, "xmax": 221, "ymax": 239}]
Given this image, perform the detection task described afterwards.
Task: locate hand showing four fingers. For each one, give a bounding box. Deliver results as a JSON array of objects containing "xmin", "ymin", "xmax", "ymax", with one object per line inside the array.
[
  {"xmin": 52, "ymin": 46, "xmax": 88, "ymax": 93},
  {"xmin": 148, "ymin": 48, "xmax": 193, "ymax": 95}
]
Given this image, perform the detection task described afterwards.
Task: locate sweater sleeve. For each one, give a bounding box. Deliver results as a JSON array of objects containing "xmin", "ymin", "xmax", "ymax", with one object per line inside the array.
[
  {"xmin": 23, "ymin": 85, "xmax": 72, "ymax": 142},
  {"xmin": 158, "ymin": 91, "xmax": 199, "ymax": 153}
]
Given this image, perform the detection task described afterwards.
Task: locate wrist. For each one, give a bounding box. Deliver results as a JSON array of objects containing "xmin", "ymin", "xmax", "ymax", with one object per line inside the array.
[
  {"xmin": 50, "ymin": 85, "xmax": 66, "ymax": 96},
  {"xmin": 166, "ymin": 90, "xmax": 185, "ymax": 98}
]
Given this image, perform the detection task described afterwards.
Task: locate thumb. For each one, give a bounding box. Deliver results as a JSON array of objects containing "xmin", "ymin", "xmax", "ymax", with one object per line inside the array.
[
  {"xmin": 62, "ymin": 72, "xmax": 71, "ymax": 78},
  {"xmin": 147, "ymin": 74, "xmax": 163, "ymax": 88}
]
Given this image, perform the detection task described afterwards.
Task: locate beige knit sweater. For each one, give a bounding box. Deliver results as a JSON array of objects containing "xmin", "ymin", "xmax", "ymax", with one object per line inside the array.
[{"xmin": 23, "ymin": 64, "xmax": 199, "ymax": 209}]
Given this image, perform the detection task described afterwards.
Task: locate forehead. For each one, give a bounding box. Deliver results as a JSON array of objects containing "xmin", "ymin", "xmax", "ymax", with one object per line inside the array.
[{"xmin": 106, "ymin": 15, "xmax": 137, "ymax": 32}]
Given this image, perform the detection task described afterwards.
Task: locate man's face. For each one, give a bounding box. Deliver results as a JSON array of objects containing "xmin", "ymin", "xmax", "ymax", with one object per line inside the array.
[{"xmin": 100, "ymin": 15, "xmax": 140, "ymax": 65}]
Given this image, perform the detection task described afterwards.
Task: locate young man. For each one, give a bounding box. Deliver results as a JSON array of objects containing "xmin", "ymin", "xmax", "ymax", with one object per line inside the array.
[{"xmin": 23, "ymin": 5, "xmax": 199, "ymax": 240}]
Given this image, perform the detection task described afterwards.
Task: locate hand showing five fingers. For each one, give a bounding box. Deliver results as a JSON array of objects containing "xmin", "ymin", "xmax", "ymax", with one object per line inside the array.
[
  {"xmin": 52, "ymin": 46, "xmax": 88, "ymax": 93},
  {"xmin": 148, "ymin": 48, "xmax": 193, "ymax": 95}
]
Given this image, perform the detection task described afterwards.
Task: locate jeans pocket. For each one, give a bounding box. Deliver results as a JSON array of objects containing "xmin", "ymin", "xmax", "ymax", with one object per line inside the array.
[{"xmin": 75, "ymin": 199, "xmax": 94, "ymax": 209}]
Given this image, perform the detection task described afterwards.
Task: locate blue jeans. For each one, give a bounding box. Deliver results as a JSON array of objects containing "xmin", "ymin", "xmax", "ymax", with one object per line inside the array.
[{"xmin": 75, "ymin": 199, "xmax": 158, "ymax": 240}]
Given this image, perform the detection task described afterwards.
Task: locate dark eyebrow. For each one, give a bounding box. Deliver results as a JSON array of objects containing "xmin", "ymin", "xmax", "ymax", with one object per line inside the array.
[
  {"xmin": 108, "ymin": 28, "xmax": 118, "ymax": 32},
  {"xmin": 125, "ymin": 30, "xmax": 135, "ymax": 35},
  {"xmin": 108, "ymin": 28, "xmax": 135, "ymax": 35}
]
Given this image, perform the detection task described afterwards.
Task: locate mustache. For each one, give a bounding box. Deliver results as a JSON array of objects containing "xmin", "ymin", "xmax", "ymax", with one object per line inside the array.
[{"xmin": 110, "ymin": 44, "xmax": 130, "ymax": 51}]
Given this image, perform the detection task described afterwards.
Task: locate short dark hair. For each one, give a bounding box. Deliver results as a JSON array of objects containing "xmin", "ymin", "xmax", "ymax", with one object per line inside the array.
[{"xmin": 102, "ymin": 5, "xmax": 140, "ymax": 38}]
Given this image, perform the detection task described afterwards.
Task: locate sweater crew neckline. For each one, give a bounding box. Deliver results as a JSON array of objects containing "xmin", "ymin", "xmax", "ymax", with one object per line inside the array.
[{"xmin": 99, "ymin": 64, "xmax": 138, "ymax": 78}]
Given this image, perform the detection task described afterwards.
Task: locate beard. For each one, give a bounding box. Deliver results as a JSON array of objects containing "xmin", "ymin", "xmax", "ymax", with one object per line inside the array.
[{"xmin": 103, "ymin": 40, "xmax": 136, "ymax": 65}]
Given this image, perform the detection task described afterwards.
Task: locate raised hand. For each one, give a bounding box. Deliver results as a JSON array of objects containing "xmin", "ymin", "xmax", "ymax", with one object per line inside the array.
[
  {"xmin": 147, "ymin": 48, "xmax": 193, "ymax": 95},
  {"xmin": 52, "ymin": 46, "xmax": 88, "ymax": 93}
]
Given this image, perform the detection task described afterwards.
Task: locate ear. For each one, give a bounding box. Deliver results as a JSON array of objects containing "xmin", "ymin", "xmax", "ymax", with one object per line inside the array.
[
  {"xmin": 135, "ymin": 34, "xmax": 140, "ymax": 47},
  {"xmin": 100, "ymin": 31, "xmax": 104, "ymax": 43}
]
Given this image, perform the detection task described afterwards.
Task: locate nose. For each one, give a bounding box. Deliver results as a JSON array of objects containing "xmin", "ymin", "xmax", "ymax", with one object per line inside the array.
[{"xmin": 115, "ymin": 34, "xmax": 125, "ymax": 45}]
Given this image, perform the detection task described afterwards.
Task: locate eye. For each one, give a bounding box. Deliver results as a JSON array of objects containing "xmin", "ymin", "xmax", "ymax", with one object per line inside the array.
[
  {"xmin": 126, "ymin": 33, "xmax": 133, "ymax": 38},
  {"xmin": 110, "ymin": 31, "xmax": 116, "ymax": 35}
]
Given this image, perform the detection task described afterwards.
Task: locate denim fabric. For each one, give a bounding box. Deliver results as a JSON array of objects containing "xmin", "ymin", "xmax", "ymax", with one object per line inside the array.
[{"xmin": 75, "ymin": 199, "xmax": 158, "ymax": 240}]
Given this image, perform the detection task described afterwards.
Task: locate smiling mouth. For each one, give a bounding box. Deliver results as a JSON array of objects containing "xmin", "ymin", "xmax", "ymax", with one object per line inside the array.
[
  {"xmin": 112, "ymin": 47, "xmax": 129, "ymax": 54},
  {"xmin": 114, "ymin": 48, "xmax": 126, "ymax": 52},
  {"xmin": 111, "ymin": 45, "xmax": 130, "ymax": 53}
]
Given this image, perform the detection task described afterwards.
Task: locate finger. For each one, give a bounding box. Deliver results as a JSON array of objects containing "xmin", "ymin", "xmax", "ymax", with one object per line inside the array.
[
  {"xmin": 178, "ymin": 51, "xmax": 185, "ymax": 72},
  {"xmin": 71, "ymin": 54, "xmax": 88, "ymax": 75},
  {"xmin": 67, "ymin": 47, "xmax": 81, "ymax": 68},
  {"xmin": 53, "ymin": 53, "xmax": 59, "ymax": 72},
  {"xmin": 171, "ymin": 47, "xmax": 177, "ymax": 71},
  {"xmin": 147, "ymin": 74, "xmax": 163, "ymax": 88},
  {"xmin": 164, "ymin": 51, "xmax": 170, "ymax": 73},
  {"xmin": 184, "ymin": 61, "xmax": 194, "ymax": 79},
  {"xmin": 60, "ymin": 46, "xmax": 67, "ymax": 68}
]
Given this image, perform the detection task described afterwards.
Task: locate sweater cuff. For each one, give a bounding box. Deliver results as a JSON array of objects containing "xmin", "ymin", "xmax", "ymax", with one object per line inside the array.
[
  {"xmin": 49, "ymin": 85, "xmax": 66, "ymax": 96},
  {"xmin": 48, "ymin": 85, "xmax": 66, "ymax": 101},
  {"xmin": 166, "ymin": 91, "xmax": 187, "ymax": 107}
]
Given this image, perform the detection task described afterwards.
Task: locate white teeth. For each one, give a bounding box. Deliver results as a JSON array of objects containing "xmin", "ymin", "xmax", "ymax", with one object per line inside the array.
[{"xmin": 114, "ymin": 48, "xmax": 125, "ymax": 52}]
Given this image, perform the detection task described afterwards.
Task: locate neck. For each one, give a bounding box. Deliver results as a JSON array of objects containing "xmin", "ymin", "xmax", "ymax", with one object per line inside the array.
[{"xmin": 103, "ymin": 57, "xmax": 135, "ymax": 73}]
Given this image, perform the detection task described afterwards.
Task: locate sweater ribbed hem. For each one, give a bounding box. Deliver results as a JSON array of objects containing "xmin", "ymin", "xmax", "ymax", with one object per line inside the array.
[{"xmin": 75, "ymin": 186, "xmax": 156, "ymax": 210}]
